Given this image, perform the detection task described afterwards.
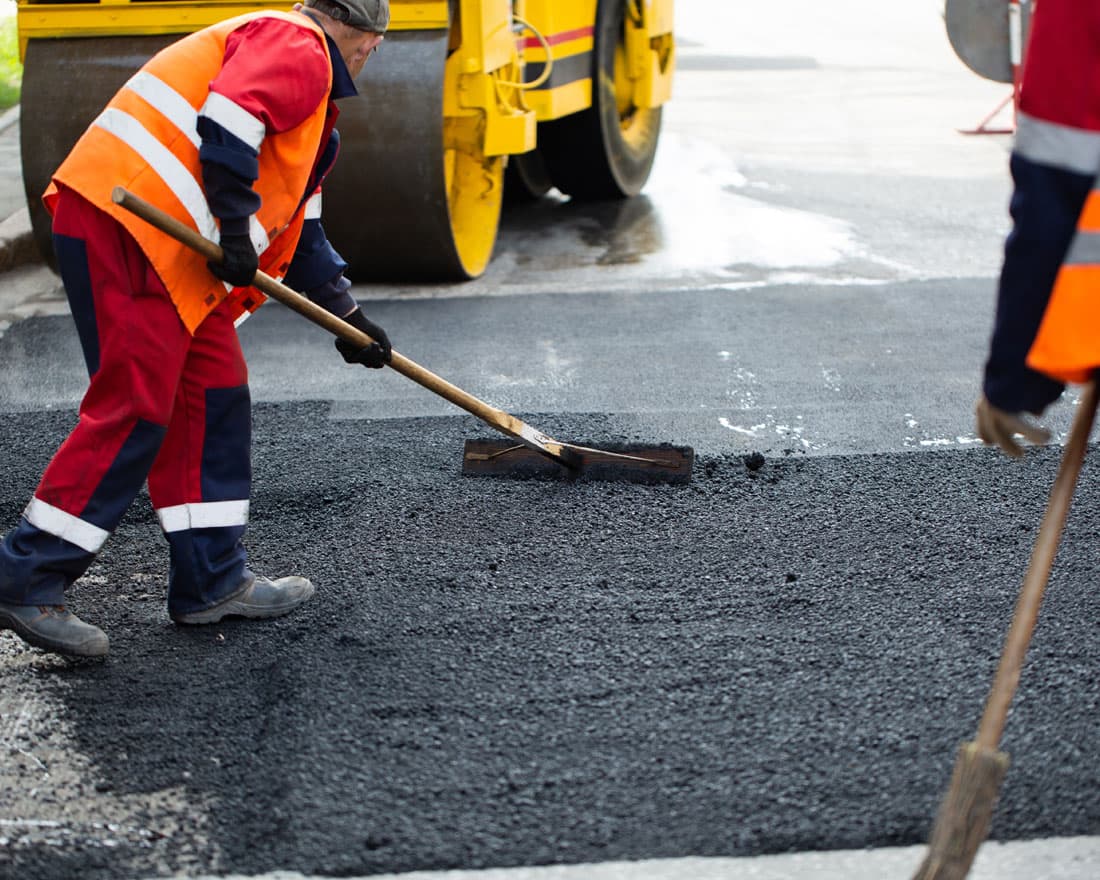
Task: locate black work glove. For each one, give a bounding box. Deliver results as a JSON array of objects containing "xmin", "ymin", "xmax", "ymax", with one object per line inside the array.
[
  {"xmin": 208, "ymin": 233, "xmax": 258, "ymax": 288},
  {"xmin": 336, "ymin": 308, "xmax": 392, "ymax": 369}
]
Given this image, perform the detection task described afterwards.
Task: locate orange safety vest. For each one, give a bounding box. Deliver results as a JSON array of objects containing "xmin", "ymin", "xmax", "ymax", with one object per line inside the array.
[
  {"xmin": 44, "ymin": 10, "xmax": 332, "ymax": 334},
  {"xmin": 1027, "ymin": 181, "xmax": 1100, "ymax": 383}
]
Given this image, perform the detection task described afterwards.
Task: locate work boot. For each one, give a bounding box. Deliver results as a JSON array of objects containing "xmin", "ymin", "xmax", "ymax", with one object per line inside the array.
[
  {"xmin": 0, "ymin": 602, "xmax": 109, "ymax": 658},
  {"xmin": 171, "ymin": 574, "xmax": 315, "ymax": 625}
]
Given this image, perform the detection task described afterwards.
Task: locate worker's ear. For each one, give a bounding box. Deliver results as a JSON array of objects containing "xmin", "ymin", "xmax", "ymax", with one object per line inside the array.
[
  {"xmin": 346, "ymin": 29, "xmax": 382, "ymax": 68},
  {"xmin": 363, "ymin": 31, "xmax": 384, "ymax": 56}
]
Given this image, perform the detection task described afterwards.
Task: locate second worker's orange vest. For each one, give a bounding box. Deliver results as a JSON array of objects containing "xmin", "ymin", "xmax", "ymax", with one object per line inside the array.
[
  {"xmin": 1028, "ymin": 179, "xmax": 1100, "ymax": 384},
  {"xmin": 45, "ymin": 10, "xmax": 332, "ymax": 333}
]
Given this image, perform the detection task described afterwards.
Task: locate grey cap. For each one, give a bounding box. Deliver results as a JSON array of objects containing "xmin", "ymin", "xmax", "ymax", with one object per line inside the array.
[{"xmin": 305, "ymin": 0, "xmax": 389, "ymax": 33}]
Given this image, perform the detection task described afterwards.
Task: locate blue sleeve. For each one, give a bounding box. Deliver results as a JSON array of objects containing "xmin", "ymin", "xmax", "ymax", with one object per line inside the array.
[
  {"xmin": 309, "ymin": 128, "xmax": 341, "ymax": 196},
  {"xmin": 283, "ymin": 218, "xmax": 349, "ymax": 299},
  {"xmin": 302, "ymin": 270, "xmax": 356, "ymax": 317},
  {"xmin": 983, "ymin": 153, "xmax": 1088, "ymax": 414},
  {"xmin": 198, "ymin": 117, "xmax": 260, "ymax": 236}
]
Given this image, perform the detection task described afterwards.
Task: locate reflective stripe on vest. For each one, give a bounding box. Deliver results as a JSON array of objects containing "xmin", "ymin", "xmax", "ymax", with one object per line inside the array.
[
  {"xmin": 126, "ymin": 71, "xmax": 202, "ymax": 149},
  {"xmin": 104, "ymin": 74, "xmax": 273, "ymax": 257},
  {"xmin": 46, "ymin": 11, "xmax": 330, "ymax": 334},
  {"xmin": 1028, "ymin": 182, "xmax": 1100, "ymax": 383},
  {"xmin": 94, "ymin": 106, "xmax": 218, "ymax": 243}
]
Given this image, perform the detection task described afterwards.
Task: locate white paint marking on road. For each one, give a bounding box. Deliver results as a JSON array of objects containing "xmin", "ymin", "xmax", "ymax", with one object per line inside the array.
[
  {"xmin": 0, "ymin": 635, "xmax": 222, "ymax": 862},
  {"xmin": 181, "ymin": 836, "xmax": 1100, "ymax": 880},
  {"xmin": 0, "ymin": 818, "xmax": 63, "ymax": 828},
  {"xmin": 718, "ymin": 417, "xmax": 761, "ymax": 437},
  {"xmin": 905, "ymin": 435, "xmax": 984, "ymax": 449}
]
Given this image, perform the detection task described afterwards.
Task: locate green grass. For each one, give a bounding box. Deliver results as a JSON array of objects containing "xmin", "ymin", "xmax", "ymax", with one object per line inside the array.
[{"xmin": 0, "ymin": 14, "xmax": 21, "ymax": 109}]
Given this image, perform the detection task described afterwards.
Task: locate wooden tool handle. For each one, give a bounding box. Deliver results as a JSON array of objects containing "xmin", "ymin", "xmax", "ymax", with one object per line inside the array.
[
  {"xmin": 976, "ymin": 380, "xmax": 1100, "ymax": 749},
  {"xmin": 110, "ymin": 187, "xmax": 543, "ymax": 445}
]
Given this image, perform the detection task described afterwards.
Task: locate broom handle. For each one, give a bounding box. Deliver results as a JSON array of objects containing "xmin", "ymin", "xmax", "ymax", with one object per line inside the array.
[
  {"xmin": 109, "ymin": 187, "xmax": 566, "ymax": 454},
  {"xmin": 976, "ymin": 380, "xmax": 1099, "ymax": 750}
]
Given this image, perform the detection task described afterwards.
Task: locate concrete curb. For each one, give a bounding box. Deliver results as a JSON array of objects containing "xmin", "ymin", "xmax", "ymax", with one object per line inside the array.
[
  {"xmin": 0, "ymin": 104, "xmax": 19, "ymax": 135},
  {"xmin": 0, "ymin": 206, "xmax": 41, "ymax": 272},
  {"xmin": 0, "ymin": 105, "xmax": 43, "ymax": 273}
]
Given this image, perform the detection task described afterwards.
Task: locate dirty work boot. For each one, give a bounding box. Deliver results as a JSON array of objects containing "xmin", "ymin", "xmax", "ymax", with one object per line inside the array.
[
  {"xmin": 171, "ymin": 574, "xmax": 315, "ymax": 625},
  {"xmin": 0, "ymin": 602, "xmax": 109, "ymax": 658}
]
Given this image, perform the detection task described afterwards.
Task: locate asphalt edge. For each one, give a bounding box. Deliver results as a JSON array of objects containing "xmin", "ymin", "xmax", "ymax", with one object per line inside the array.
[{"xmin": 0, "ymin": 104, "xmax": 41, "ymax": 274}]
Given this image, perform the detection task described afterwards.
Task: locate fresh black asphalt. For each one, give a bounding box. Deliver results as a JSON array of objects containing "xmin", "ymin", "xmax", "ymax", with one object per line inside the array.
[{"xmin": 1, "ymin": 402, "xmax": 1099, "ymax": 879}]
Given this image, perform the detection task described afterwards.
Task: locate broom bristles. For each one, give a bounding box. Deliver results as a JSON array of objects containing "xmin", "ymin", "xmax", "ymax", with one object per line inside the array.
[{"xmin": 911, "ymin": 741, "xmax": 1010, "ymax": 880}]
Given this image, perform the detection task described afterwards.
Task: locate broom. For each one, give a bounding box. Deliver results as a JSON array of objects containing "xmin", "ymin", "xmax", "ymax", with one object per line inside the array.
[{"xmin": 912, "ymin": 379, "xmax": 1099, "ymax": 880}]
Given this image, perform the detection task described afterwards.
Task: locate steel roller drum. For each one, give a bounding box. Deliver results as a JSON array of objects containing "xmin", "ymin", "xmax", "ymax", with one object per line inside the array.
[
  {"xmin": 945, "ymin": 0, "xmax": 1031, "ymax": 84},
  {"xmin": 325, "ymin": 27, "xmax": 501, "ymax": 281},
  {"xmin": 20, "ymin": 36, "xmax": 180, "ymax": 265}
]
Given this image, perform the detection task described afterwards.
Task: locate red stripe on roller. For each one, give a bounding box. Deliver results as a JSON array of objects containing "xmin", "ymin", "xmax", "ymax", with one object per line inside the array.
[{"xmin": 521, "ymin": 26, "xmax": 594, "ymax": 49}]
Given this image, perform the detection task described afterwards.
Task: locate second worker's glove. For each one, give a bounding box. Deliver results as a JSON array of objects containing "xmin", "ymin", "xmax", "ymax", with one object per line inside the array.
[
  {"xmin": 208, "ymin": 233, "xmax": 258, "ymax": 288},
  {"xmin": 975, "ymin": 394, "xmax": 1051, "ymax": 459},
  {"xmin": 336, "ymin": 307, "xmax": 392, "ymax": 369}
]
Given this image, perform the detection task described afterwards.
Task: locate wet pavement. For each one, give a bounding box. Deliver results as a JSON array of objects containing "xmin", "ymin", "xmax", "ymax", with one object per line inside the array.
[{"xmin": 0, "ymin": 272, "xmax": 1087, "ymax": 460}]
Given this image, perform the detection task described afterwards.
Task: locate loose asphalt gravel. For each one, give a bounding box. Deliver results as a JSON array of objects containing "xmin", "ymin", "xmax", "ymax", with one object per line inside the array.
[{"xmin": 1, "ymin": 403, "xmax": 1099, "ymax": 879}]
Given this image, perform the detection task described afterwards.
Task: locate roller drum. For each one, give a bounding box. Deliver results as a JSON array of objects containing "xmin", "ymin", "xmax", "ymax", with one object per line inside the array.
[
  {"xmin": 327, "ymin": 27, "xmax": 503, "ymax": 281},
  {"xmin": 20, "ymin": 36, "xmax": 179, "ymax": 266}
]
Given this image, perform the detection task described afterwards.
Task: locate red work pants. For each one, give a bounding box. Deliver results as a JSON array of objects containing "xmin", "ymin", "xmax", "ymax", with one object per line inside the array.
[{"xmin": 0, "ymin": 187, "xmax": 251, "ymax": 615}]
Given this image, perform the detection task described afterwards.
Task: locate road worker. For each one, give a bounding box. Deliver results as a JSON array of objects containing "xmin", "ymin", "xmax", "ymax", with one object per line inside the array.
[
  {"xmin": 976, "ymin": 0, "xmax": 1100, "ymax": 456},
  {"xmin": 0, "ymin": 0, "xmax": 393, "ymax": 658}
]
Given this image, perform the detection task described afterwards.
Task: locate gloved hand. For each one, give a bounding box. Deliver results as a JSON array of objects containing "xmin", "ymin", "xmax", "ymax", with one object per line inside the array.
[
  {"xmin": 336, "ymin": 307, "xmax": 392, "ymax": 369},
  {"xmin": 975, "ymin": 394, "xmax": 1051, "ymax": 459},
  {"xmin": 208, "ymin": 233, "xmax": 258, "ymax": 288}
]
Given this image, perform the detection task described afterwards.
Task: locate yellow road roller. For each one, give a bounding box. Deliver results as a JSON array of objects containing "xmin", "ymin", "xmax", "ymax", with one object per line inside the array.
[{"xmin": 16, "ymin": 0, "xmax": 675, "ymax": 280}]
